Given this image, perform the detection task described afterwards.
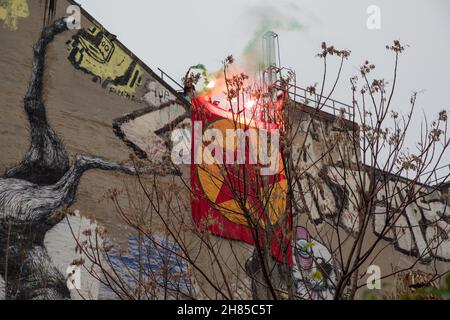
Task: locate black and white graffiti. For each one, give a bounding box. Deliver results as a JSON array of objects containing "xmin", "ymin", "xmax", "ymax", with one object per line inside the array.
[
  {"xmin": 373, "ymin": 185, "xmax": 450, "ymax": 263},
  {"xmin": 113, "ymin": 79, "xmax": 190, "ymax": 162},
  {"xmin": 295, "ymin": 164, "xmax": 450, "ymax": 263},
  {"xmin": 0, "ymin": 18, "xmax": 176, "ymax": 300}
]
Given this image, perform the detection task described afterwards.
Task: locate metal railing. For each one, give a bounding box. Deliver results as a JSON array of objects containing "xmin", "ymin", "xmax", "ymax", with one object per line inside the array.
[
  {"xmin": 157, "ymin": 68, "xmax": 184, "ymax": 93},
  {"xmin": 155, "ymin": 69, "xmax": 448, "ymax": 188},
  {"xmin": 283, "ymin": 83, "xmax": 355, "ymax": 122},
  {"xmin": 157, "ymin": 68, "xmax": 355, "ymax": 121}
]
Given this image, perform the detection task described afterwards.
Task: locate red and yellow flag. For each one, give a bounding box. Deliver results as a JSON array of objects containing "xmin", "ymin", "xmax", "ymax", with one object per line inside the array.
[{"xmin": 190, "ymin": 97, "xmax": 292, "ymax": 264}]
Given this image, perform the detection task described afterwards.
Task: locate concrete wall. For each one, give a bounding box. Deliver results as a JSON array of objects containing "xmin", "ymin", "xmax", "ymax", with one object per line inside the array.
[
  {"xmin": 0, "ymin": 0, "xmax": 187, "ymax": 232},
  {"xmin": 0, "ymin": 0, "xmax": 193, "ymax": 299},
  {"xmin": 289, "ymin": 105, "xmax": 450, "ymax": 298}
]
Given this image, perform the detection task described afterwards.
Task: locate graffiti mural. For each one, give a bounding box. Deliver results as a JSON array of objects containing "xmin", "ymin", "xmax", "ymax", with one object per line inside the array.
[
  {"xmin": 67, "ymin": 26, "xmax": 143, "ymax": 99},
  {"xmin": 292, "ymin": 227, "xmax": 340, "ymax": 300},
  {"xmin": 0, "ymin": 0, "xmax": 29, "ymax": 30},
  {"xmin": 1, "ymin": 0, "xmax": 448, "ymax": 301},
  {"xmin": 373, "ymin": 185, "xmax": 450, "ymax": 263},
  {"xmin": 290, "ymin": 113, "xmax": 450, "ymax": 264},
  {"xmin": 245, "ymin": 226, "xmax": 340, "ymax": 300},
  {"xmin": 144, "ymin": 79, "xmax": 173, "ymax": 106},
  {"xmin": 294, "ymin": 164, "xmax": 450, "ymax": 263},
  {"xmin": 190, "ymin": 110, "xmax": 291, "ymax": 262},
  {"xmin": 113, "ymin": 80, "xmax": 190, "ymax": 162},
  {"xmin": 102, "ymin": 235, "xmax": 193, "ymax": 299},
  {"xmin": 0, "ymin": 18, "xmax": 175, "ymax": 300}
]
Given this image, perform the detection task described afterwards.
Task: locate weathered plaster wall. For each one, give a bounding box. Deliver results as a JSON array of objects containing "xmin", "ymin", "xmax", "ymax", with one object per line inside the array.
[
  {"xmin": 0, "ymin": 0, "xmax": 193, "ymax": 299},
  {"xmin": 0, "ymin": 0, "xmax": 188, "ymax": 231},
  {"xmin": 289, "ymin": 106, "xmax": 450, "ymax": 298}
]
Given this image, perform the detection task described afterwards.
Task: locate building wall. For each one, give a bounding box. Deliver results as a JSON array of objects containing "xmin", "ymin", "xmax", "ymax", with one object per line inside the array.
[
  {"xmin": 289, "ymin": 106, "xmax": 450, "ymax": 298},
  {"xmin": 0, "ymin": 0, "xmax": 195, "ymax": 299},
  {"xmin": 0, "ymin": 0, "xmax": 448, "ymax": 300},
  {"xmin": 0, "ymin": 0, "xmax": 186, "ymax": 233}
]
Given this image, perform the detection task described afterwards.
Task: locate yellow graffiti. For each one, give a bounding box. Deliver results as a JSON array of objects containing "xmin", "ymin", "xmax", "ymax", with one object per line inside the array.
[
  {"xmin": 0, "ymin": 0, "xmax": 29, "ymax": 31},
  {"xmin": 67, "ymin": 26, "xmax": 143, "ymax": 98}
]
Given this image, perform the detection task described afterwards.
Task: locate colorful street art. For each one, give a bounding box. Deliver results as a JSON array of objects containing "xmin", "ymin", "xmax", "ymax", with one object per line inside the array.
[
  {"xmin": 292, "ymin": 227, "xmax": 340, "ymax": 300},
  {"xmin": 245, "ymin": 226, "xmax": 340, "ymax": 300},
  {"xmin": 103, "ymin": 235, "xmax": 193, "ymax": 299},
  {"xmin": 67, "ymin": 26, "xmax": 143, "ymax": 99},
  {"xmin": 0, "ymin": 18, "xmax": 174, "ymax": 300},
  {"xmin": 1, "ymin": 1, "xmax": 448, "ymax": 301},
  {"xmin": 0, "ymin": 0, "xmax": 29, "ymax": 30}
]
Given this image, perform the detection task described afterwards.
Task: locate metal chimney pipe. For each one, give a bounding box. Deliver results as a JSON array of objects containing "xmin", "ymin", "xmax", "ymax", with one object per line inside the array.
[
  {"xmin": 262, "ymin": 31, "xmax": 280, "ymax": 87},
  {"xmin": 263, "ymin": 31, "xmax": 279, "ymax": 68}
]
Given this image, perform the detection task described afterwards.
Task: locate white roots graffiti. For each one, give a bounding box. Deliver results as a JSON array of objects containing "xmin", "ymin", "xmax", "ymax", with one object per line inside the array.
[
  {"xmin": 295, "ymin": 165, "xmax": 450, "ymax": 263},
  {"xmin": 373, "ymin": 186, "xmax": 450, "ymax": 263},
  {"xmin": 0, "ymin": 18, "xmax": 177, "ymax": 300}
]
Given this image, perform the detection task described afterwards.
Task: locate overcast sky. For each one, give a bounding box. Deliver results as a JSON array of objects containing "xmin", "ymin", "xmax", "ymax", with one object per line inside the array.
[{"xmin": 76, "ymin": 0, "xmax": 450, "ymax": 168}]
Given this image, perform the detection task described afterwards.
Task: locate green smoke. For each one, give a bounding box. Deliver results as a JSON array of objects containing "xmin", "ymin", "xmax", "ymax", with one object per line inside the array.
[
  {"xmin": 242, "ymin": 4, "xmax": 303, "ymax": 72},
  {"xmin": 189, "ymin": 64, "xmax": 212, "ymax": 92}
]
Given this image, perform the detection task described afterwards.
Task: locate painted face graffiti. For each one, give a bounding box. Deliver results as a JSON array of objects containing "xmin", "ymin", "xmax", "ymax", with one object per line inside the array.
[{"xmin": 292, "ymin": 227, "xmax": 340, "ymax": 300}]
